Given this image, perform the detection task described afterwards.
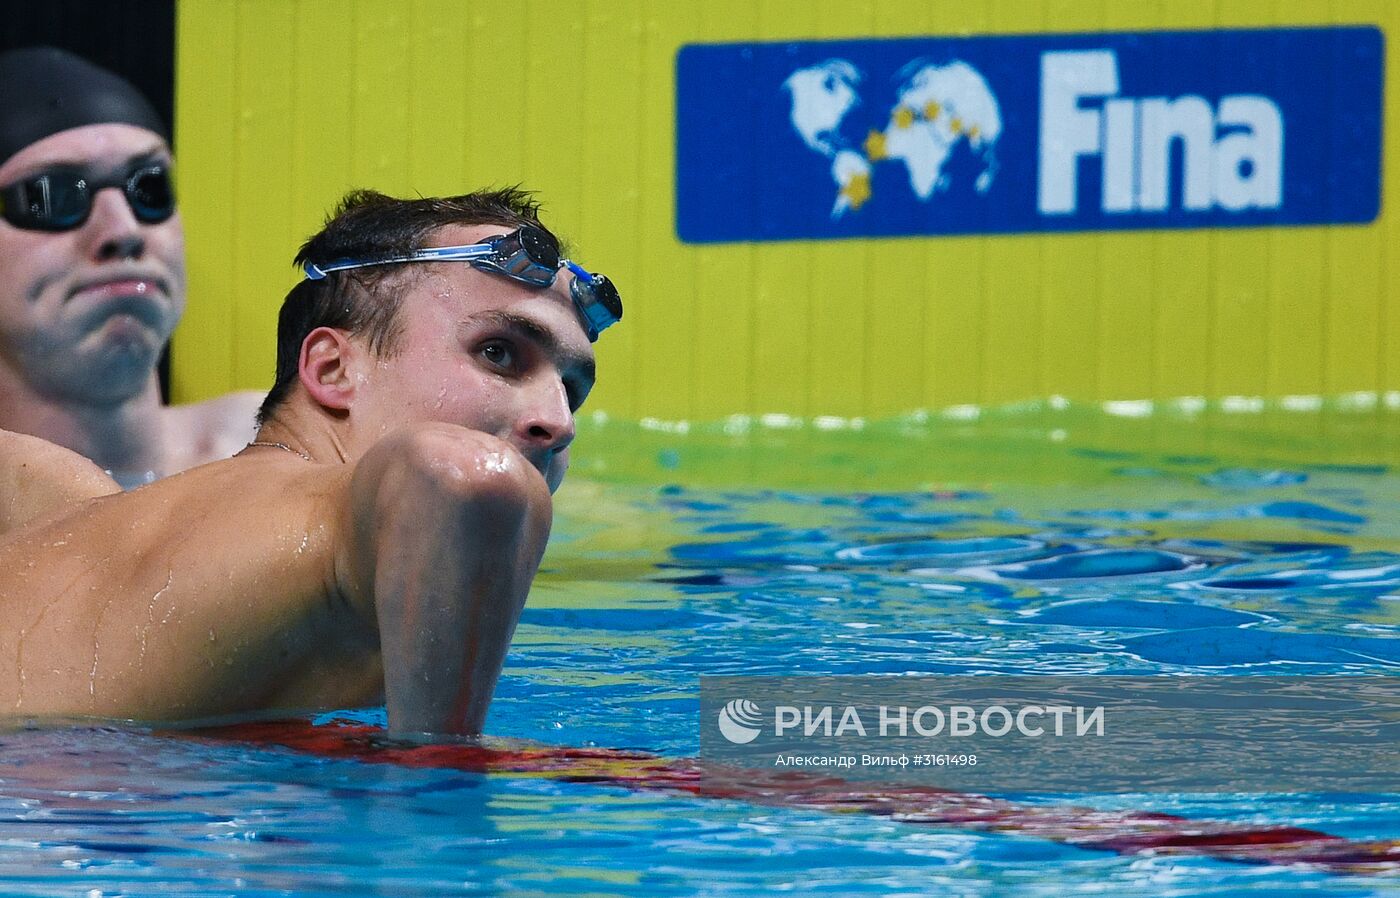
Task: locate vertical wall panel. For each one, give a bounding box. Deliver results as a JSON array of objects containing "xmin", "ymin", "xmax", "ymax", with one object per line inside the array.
[
  {"xmin": 1151, "ymin": 233, "xmax": 1213, "ymax": 400},
  {"xmin": 1203, "ymin": 1, "xmax": 1271, "ymax": 399},
  {"xmin": 1365, "ymin": 0, "xmax": 1400, "ymax": 407},
  {"xmin": 979, "ymin": 0, "xmax": 1046, "ymax": 408},
  {"xmin": 173, "ymin": 0, "xmax": 1399, "ymax": 420},
  {"xmin": 1039, "ymin": 235, "xmax": 1101, "ymax": 401},
  {"xmin": 1036, "ymin": 0, "xmax": 1108, "ymax": 404},
  {"xmin": 1097, "ymin": 235, "xmax": 1158, "ymax": 402},
  {"xmin": 581, "ymin": 0, "xmax": 645, "ymax": 419},
  {"xmin": 749, "ymin": 3, "xmax": 817, "ymax": 417},
  {"xmin": 660, "ymin": 1, "xmax": 730, "ymax": 421},
  {"xmin": 1267, "ymin": 225, "xmax": 1327, "ymax": 396},
  {"xmin": 170, "ymin": 2, "xmax": 237, "ymax": 400},
  {"xmin": 1325, "ymin": 227, "xmax": 1384, "ymax": 395},
  {"xmin": 863, "ymin": 1, "xmax": 969, "ymax": 416},
  {"xmin": 352, "ymin": 4, "xmax": 411, "ymax": 189},
  {"xmin": 1264, "ymin": 0, "xmax": 1328, "ymax": 400},
  {"xmin": 1212, "ymin": 233, "xmax": 1273, "ymax": 398},
  {"xmin": 405, "ymin": 0, "xmax": 470, "ymax": 196},
  {"xmin": 808, "ymin": 240, "xmax": 868, "ymax": 419},
  {"xmin": 231, "ymin": 2, "xmax": 296, "ymax": 389},
  {"xmin": 978, "ymin": 237, "xmax": 1034, "ymax": 406},
  {"xmin": 288, "ymin": 2, "xmax": 355, "ymax": 234}
]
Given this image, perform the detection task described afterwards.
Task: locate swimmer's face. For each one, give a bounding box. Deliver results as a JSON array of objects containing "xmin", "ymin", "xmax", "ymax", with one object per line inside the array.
[
  {"xmin": 0, "ymin": 123, "xmax": 185, "ymax": 404},
  {"xmin": 347, "ymin": 223, "xmax": 596, "ymax": 492}
]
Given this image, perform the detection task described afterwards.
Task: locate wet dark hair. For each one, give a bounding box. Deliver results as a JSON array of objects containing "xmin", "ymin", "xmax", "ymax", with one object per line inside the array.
[{"xmin": 257, "ymin": 187, "xmax": 557, "ymax": 424}]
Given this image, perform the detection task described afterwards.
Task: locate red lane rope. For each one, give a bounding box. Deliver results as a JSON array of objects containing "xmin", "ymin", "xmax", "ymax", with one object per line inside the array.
[{"xmin": 185, "ymin": 719, "xmax": 1400, "ymax": 874}]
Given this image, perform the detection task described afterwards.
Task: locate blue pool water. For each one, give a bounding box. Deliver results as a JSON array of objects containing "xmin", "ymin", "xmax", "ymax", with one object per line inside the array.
[{"xmin": 4, "ymin": 420, "xmax": 1400, "ymax": 896}]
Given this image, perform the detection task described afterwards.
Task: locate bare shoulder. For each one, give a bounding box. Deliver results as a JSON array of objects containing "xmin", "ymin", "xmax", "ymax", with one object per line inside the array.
[
  {"xmin": 163, "ymin": 390, "xmax": 267, "ymax": 470},
  {"xmin": 0, "ymin": 455, "xmax": 369, "ymax": 719},
  {"xmin": 0, "ymin": 429, "xmax": 119, "ymax": 534}
]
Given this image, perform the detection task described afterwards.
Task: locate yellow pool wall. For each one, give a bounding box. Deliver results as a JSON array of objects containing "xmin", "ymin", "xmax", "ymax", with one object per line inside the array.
[{"xmin": 171, "ymin": 0, "xmax": 1398, "ymax": 423}]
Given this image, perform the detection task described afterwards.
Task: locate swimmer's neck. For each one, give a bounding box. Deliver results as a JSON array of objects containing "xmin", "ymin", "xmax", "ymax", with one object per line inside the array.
[
  {"xmin": 249, "ymin": 403, "xmax": 352, "ymax": 467},
  {"xmin": 0, "ymin": 369, "xmax": 171, "ymax": 475}
]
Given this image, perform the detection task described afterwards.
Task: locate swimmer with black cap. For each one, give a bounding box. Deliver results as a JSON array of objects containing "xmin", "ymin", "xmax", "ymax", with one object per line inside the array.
[{"xmin": 0, "ymin": 47, "xmax": 262, "ymax": 499}]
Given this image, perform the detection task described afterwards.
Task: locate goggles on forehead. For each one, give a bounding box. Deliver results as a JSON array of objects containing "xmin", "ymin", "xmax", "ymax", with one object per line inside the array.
[
  {"xmin": 0, "ymin": 163, "xmax": 175, "ymax": 232},
  {"xmin": 302, "ymin": 225, "xmax": 622, "ymax": 342}
]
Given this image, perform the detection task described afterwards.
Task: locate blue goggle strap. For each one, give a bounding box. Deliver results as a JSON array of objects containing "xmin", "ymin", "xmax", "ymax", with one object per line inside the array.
[
  {"xmin": 303, "ymin": 243, "xmax": 499, "ymax": 281},
  {"xmin": 302, "ymin": 244, "xmax": 618, "ymax": 341}
]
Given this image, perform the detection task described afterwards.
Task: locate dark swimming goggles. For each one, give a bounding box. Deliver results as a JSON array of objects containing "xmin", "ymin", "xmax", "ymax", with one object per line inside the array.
[
  {"xmin": 302, "ymin": 226, "xmax": 622, "ymax": 342},
  {"xmin": 0, "ymin": 164, "xmax": 175, "ymax": 232}
]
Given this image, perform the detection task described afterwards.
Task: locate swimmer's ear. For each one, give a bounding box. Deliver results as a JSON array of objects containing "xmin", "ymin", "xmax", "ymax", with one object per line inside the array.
[{"xmin": 298, "ymin": 326, "xmax": 359, "ymax": 412}]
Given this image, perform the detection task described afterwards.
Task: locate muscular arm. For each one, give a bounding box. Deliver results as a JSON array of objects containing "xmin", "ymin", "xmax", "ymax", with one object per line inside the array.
[{"xmin": 338, "ymin": 423, "xmax": 553, "ymax": 737}]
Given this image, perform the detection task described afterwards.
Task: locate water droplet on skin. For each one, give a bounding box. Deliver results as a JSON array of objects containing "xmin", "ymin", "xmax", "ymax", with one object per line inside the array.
[{"xmin": 481, "ymin": 452, "xmax": 511, "ymax": 474}]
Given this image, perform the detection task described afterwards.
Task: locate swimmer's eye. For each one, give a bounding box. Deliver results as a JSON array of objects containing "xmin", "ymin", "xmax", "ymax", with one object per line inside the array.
[{"xmin": 479, "ymin": 340, "xmax": 517, "ymax": 371}]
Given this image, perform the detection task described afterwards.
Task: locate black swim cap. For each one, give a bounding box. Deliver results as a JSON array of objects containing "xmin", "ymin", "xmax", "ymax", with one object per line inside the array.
[{"xmin": 0, "ymin": 47, "xmax": 168, "ymax": 167}]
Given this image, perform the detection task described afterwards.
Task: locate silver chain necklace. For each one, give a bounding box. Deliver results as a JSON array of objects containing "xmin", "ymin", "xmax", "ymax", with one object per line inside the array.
[{"xmin": 246, "ymin": 440, "xmax": 314, "ymax": 462}]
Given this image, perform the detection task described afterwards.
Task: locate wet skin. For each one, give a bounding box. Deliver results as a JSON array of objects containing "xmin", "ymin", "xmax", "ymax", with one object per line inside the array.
[
  {"xmin": 0, "ymin": 124, "xmax": 183, "ymax": 406},
  {"xmin": 0, "ymin": 225, "xmax": 596, "ymax": 735},
  {"xmin": 0, "ymin": 123, "xmax": 260, "ymax": 476}
]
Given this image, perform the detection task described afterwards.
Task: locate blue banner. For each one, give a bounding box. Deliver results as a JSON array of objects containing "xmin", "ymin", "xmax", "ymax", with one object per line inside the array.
[{"xmin": 675, "ymin": 27, "xmax": 1384, "ymax": 242}]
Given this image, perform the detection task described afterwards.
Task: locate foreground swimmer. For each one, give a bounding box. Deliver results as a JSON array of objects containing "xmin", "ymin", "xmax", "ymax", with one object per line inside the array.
[
  {"xmin": 0, "ymin": 187, "xmax": 620, "ymax": 736},
  {"xmin": 0, "ymin": 48, "xmax": 262, "ymax": 484}
]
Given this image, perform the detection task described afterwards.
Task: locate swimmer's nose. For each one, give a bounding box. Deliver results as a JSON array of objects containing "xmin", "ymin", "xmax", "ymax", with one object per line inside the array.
[
  {"xmin": 515, "ymin": 377, "xmax": 575, "ymax": 468},
  {"xmin": 83, "ymin": 188, "xmax": 146, "ymax": 262}
]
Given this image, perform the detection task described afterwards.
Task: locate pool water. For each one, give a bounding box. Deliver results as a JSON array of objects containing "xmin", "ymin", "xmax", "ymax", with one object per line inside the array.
[{"xmin": 4, "ymin": 413, "xmax": 1400, "ymax": 896}]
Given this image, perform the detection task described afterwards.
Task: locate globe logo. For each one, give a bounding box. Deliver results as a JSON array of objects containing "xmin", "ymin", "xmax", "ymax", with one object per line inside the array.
[
  {"xmin": 717, "ymin": 699, "xmax": 763, "ymax": 744},
  {"xmin": 783, "ymin": 57, "xmax": 1002, "ymax": 218}
]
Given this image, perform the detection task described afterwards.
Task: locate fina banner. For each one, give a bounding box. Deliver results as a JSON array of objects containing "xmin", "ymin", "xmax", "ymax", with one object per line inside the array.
[{"xmin": 675, "ymin": 27, "xmax": 1384, "ymax": 242}]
